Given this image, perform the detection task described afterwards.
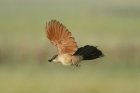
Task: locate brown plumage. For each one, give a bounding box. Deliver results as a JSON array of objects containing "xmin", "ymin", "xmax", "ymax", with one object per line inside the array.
[
  {"xmin": 45, "ymin": 20, "xmax": 104, "ymax": 66},
  {"xmin": 46, "ymin": 20, "xmax": 78, "ymax": 55}
]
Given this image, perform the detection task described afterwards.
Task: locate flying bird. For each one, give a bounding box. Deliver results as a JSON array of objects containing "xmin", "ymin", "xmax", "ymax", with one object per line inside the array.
[{"xmin": 45, "ymin": 20, "xmax": 104, "ymax": 66}]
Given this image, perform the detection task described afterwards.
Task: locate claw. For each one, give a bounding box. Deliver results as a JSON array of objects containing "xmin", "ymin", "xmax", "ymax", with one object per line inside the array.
[{"xmin": 75, "ymin": 64, "xmax": 81, "ymax": 67}]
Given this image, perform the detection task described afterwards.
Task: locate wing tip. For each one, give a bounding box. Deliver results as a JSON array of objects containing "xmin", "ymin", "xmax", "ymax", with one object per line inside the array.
[{"xmin": 46, "ymin": 20, "xmax": 63, "ymax": 26}]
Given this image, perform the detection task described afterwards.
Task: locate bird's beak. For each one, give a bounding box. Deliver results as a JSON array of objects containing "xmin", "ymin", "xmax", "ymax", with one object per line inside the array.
[
  {"xmin": 48, "ymin": 55, "xmax": 58, "ymax": 62},
  {"xmin": 48, "ymin": 59, "xmax": 53, "ymax": 62}
]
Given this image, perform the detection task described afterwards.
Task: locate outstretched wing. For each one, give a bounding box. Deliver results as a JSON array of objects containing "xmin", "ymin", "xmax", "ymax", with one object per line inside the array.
[{"xmin": 45, "ymin": 20, "xmax": 78, "ymax": 55}]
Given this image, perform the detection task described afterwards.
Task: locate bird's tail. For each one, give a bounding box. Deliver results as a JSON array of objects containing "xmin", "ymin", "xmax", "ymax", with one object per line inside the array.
[{"xmin": 73, "ymin": 45, "xmax": 104, "ymax": 60}]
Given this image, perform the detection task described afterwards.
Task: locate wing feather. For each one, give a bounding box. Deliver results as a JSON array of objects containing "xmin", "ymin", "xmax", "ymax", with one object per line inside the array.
[{"xmin": 45, "ymin": 20, "xmax": 78, "ymax": 55}]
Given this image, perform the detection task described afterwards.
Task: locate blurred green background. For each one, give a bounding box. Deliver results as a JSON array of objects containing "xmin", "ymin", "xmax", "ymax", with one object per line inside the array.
[{"xmin": 0, "ymin": 0, "xmax": 140, "ymax": 93}]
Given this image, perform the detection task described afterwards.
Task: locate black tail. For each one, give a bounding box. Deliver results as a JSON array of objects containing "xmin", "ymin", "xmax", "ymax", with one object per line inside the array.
[{"xmin": 73, "ymin": 45, "xmax": 104, "ymax": 60}]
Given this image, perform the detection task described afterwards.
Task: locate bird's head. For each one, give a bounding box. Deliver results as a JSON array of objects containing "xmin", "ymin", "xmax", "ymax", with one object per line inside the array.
[{"xmin": 48, "ymin": 55, "xmax": 58, "ymax": 62}]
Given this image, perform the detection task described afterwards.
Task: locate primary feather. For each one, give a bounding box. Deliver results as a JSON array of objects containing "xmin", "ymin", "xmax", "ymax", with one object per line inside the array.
[{"xmin": 45, "ymin": 20, "xmax": 78, "ymax": 55}]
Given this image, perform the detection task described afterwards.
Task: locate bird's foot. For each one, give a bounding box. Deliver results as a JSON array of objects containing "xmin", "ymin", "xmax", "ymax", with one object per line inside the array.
[{"xmin": 75, "ymin": 64, "xmax": 81, "ymax": 67}]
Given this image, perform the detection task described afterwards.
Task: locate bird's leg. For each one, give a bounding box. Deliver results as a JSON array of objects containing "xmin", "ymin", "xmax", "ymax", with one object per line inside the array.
[
  {"xmin": 71, "ymin": 59, "xmax": 75, "ymax": 65},
  {"xmin": 71, "ymin": 59, "xmax": 80, "ymax": 67}
]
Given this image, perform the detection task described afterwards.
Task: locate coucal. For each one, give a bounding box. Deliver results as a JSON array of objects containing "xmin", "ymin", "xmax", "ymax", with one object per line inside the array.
[{"xmin": 45, "ymin": 20, "xmax": 104, "ymax": 66}]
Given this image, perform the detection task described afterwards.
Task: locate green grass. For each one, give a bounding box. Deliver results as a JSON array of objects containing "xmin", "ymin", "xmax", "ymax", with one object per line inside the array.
[
  {"xmin": 0, "ymin": 0, "xmax": 140, "ymax": 93},
  {"xmin": 0, "ymin": 64, "xmax": 140, "ymax": 93}
]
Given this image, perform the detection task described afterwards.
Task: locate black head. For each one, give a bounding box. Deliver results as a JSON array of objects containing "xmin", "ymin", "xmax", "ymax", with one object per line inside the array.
[{"xmin": 48, "ymin": 55, "xmax": 58, "ymax": 62}]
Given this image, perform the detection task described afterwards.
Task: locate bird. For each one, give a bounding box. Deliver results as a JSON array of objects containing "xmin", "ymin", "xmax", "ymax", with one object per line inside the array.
[{"xmin": 45, "ymin": 20, "xmax": 104, "ymax": 66}]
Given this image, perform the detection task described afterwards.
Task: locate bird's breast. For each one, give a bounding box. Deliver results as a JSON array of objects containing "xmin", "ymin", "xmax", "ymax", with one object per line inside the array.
[
  {"xmin": 57, "ymin": 54, "xmax": 83, "ymax": 66},
  {"xmin": 58, "ymin": 54, "xmax": 73, "ymax": 66}
]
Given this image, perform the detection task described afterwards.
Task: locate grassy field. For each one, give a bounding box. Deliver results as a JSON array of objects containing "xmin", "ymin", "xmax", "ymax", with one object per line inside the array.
[
  {"xmin": 0, "ymin": 0, "xmax": 140, "ymax": 93},
  {"xmin": 0, "ymin": 64, "xmax": 140, "ymax": 93}
]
